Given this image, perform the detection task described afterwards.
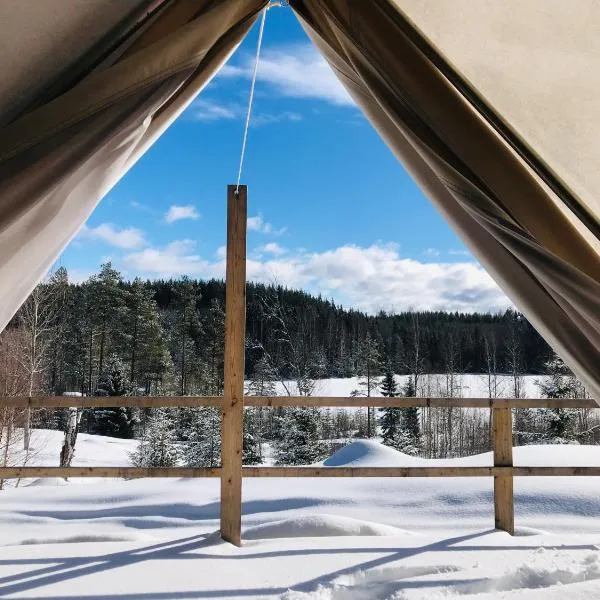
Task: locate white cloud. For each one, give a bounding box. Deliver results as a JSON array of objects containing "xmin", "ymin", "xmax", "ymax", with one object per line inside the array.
[
  {"xmin": 122, "ymin": 241, "xmax": 510, "ymax": 314},
  {"xmin": 79, "ymin": 224, "xmax": 146, "ymax": 249},
  {"xmin": 247, "ymin": 215, "xmax": 265, "ymax": 231},
  {"xmin": 124, "ymin": 240, "xmax": 220, "ymax": 278},
  {"xmin": 221, "ymin": 44, "xmax": 354, "ymax": 106},
  {"xmin": 164, "ymin": 205, "xmax": 200, "ymax": 224},
  {"xmin": 251, "ymin": 111, "xmax": 302, "ymax": 127},
  {"xmin": 189, "ymin": 98, "xmax": 302, "ymax": 127},
  {"xmin": 247, "ymin": 215, "xmax": 286, "ymax": 236},
  {"xmin": 260, "ymin": 242, "xmax": 287, "ymax": 256},
  {"xmin": 190, "ymin": 98, "xmax": 241, "ymax": 122},
  {"xmin": 424, "ymin": 247, "xmax": 441, "ymax": 257}
]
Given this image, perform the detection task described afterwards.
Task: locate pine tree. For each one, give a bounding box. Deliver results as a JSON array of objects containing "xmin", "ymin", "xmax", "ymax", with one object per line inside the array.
[
  {"xmin": 247, "ymin": 355, "xmax": 277, "ymax": 396},
  {"xmin": 126, "ymin": 279, "xmax": 171, "ymax": 395},
  {"xmin": 243, "ymin": 408, "xmax": 262, "ymax": 465},
  {"xmin": 171, "ymin": 278, "xmax": 202, "ymax": 395},
  {"xmin": 393, "ymin": 429, "xmax": 421, "ymax": 456},
  {"xmin": 274, "ymin": 408, "xmax": 326, "ymax": 465},
  {"xmin": 537, "ymin": 354, "xmax": 578, "ymax": 444},
  {"xmin": 309, "ymin": 347, "xmax": 328, "ymax": 380},
  {"xmin": 131, "ymin": 409, "xmax": 179, "ymax": 467},
  {"xmin": 96, "ymin": 354, "xmax": 130, "ymax": 396},
  {"xmin": 60, "ymin": 282, "xmax": 88, "ymax": 396},
  {"xmin": 246, "ymin": 354, "xmax": 277, "ymax": 449},
  {"xmin": 379, "ymin": 368, "xmax": 398, "ymax": 397},
  {"xmin": 88, "ymin": 263, "xmax": 127, "ymax": 377},
  {"xmin": 543, "ymin": 409, "xmax": 576, "ymax": 442},
  {"xmin": 47, "ymin": 267, "xmax": 70, "ymax": 395},
  {"xmin": 91, "ymin": 354, "xmax": 135, "ymax": 438},
  {"xmin": 201, "ymin": 299, "xmax": 225, "ymax": 395},
  {"xmin": 379, "ymin": 366, "xmax": 400, "ymax": 447},
  {"xmin": 395, "ymin": 378, "xmax": 421, "ymax": 455},
  {"xmin": 183, "ymin": 407, "xmax": 221, "ymax": 467},
  {"xmin": 333, "ymin": 337, "xmax": 354, "ymax": 378},
  {"xmin": 401, "ymin": 379, "xmax": 420, "ymax": 435},
  {"xmin": 334, "ymin": 409, "xmax": 352, "ymax": 438},
  {"xmin": 352, "ymin": 333, "xmax": 382, "ymax": 437},
  {"xmin": 321, "ymin": 408, "xmax": 335, "ymax": 440}
]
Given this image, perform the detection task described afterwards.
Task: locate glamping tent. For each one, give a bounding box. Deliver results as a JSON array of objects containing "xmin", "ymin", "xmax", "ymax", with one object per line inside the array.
[{"xmin": 1, "ymin": 0, "xmax": 599, "ymax": 401}]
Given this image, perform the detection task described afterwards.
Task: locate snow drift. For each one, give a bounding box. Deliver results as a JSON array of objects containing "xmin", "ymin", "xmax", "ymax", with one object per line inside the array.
[
  {"xmin": 2, "ymin": 431, "xmax": 600, "ymax": 599},
  {"xmin": 244, "ymin": 514, "xmax": 410, "ymax": 539}
]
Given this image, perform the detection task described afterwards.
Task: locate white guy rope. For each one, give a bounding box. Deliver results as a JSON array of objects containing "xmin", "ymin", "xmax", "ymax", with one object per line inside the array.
[{"xmin": 235, "ymin": 6, "xmax": 268, "ymax": 194}]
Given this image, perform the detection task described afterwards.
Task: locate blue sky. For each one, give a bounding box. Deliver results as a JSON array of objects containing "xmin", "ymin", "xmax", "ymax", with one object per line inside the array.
[{"xmin": 61, "ymin": 6, "xmax": 509, "ymax": 315}]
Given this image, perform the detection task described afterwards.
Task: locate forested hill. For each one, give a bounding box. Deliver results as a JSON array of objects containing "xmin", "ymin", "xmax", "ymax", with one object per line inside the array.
[{"xmin": 4, "ymin": 263, "xmax": 551, "ymax": 397}]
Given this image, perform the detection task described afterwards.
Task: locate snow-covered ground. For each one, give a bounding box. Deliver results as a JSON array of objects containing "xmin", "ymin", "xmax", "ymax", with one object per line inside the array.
[
  {"xmin": 274, "ymin": 374, "xmax": 543, "ymax": 398},
  {"xmin": 1, "ymin": 431, "xmax": 600, "ymax": 599}
]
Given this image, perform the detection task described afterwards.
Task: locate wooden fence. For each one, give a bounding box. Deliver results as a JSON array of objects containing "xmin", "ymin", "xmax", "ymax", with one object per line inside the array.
[
  {"xmin": 1, "ymin": 187, "xmax": 598, "ymax": 545},
  {"xmin": 2, "ymin": 394, "xmax": 598, "ymax": 544}
]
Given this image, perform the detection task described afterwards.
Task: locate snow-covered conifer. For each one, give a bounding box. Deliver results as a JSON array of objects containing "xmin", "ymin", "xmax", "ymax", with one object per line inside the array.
[{"xmin": 131, "ymin": 409, "xmax": 179, "ymax": 467}]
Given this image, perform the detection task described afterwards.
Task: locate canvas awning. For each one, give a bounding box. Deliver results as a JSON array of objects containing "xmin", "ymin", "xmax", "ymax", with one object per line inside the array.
[
  {"xmin": 0, "ymin": 0, "xmax": 599, "ymax": 400},
  {"xmin": 0, "ymin": 0, "xmax": 268, "ymax": 332}
]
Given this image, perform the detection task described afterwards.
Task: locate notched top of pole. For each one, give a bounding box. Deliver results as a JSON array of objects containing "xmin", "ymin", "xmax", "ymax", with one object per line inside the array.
[{"xmin": 228, "ymin": 184, "xmax": 247, "ymax": 196}]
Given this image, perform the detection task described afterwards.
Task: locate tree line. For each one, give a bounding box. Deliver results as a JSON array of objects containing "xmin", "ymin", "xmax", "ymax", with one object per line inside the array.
[{"xmin": 2, "ymin": 262, "xmax": 553, "ymax": 398}]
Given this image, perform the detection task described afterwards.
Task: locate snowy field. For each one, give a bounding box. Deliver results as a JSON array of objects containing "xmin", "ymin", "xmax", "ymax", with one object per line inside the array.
[
  {"xmin": 1, "ymin": 429, "xmax": 600, "ymax": 599},
  {"xmin": 273, "ymin": 374, "xmax": 543, "ymax": 398}
]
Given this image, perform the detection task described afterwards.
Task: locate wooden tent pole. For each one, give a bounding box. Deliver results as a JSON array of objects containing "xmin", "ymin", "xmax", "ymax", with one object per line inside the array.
[
  {"xmin": 493, "ymin": 407, "xmax": 514, "ymax": 534},
  {"xmin": 220, "ymin": 185, "xmax": 247, "ymax": 546}
]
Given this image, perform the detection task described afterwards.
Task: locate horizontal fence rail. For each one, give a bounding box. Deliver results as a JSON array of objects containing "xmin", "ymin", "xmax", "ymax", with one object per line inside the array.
[
  {"xmin": 0, "ymin": 396, "xmax": 597, "ymax": 409},
  {"xmin": 2, "ymin": 466, "xmax": 600, "ymax": 479}
]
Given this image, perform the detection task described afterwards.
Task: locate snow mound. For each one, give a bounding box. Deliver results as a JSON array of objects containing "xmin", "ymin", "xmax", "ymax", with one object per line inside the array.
[
  {"xmin": 322, "ymin": 440, "xmax": 415, "ymax": 467},
  {"xmin": 244, "ymin": 514, "xmax": 409, "ymax": 539}
]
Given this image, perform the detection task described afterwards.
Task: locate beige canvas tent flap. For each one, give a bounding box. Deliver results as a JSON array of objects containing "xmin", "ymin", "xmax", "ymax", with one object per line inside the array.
[
  {"xmin": 291, "ymin": 0, "xmax": 600, "ymax": 401},
  {"xmin": 0, "ymin": 0, "xmax": 267, "ymax": 332},
  {"xmin": 0, "ymin": 0, "xmax": 599, "ymax": 401}
]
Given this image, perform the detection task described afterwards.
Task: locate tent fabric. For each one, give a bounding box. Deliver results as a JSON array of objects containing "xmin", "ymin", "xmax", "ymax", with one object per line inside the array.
[
  {"xmin": 291, "ymin": 0, "xmax": 600, "ymax": 401},
  {"xmin": 0, "ymin": 0, "xmax": 268, "ymax": 331},
  {"xmin": 0, "ymin": 0, "xmax": 147, "ymax": 126},
  {"xmin": 394, "ymin": 0, "xmax": 600, "ymax": 238}
]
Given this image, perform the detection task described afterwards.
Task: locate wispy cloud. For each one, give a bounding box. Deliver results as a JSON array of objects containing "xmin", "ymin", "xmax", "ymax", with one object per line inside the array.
[
  {"xmin": 259, "ymin": 242, "xmax": 288, "ymax": 256},
  {"xmin": 220, "ymin": 43, "xmax": 354, "ymax": 106},
  {"xmin": 424, "ymin": 248, "xmax": 441, "ymax": 257},
  {"xmin": 164, "ymin": 205, "xmax": 200, "ymax": 224},
  {"xmin": 252, "ymin": 111, "xmax": 302, "ymax": 126},
  {"xmin": 189, "ymin": 98, "xmax": 302, "ymax": 127},
  {"xmin": 79, "ymin": 224, "xmax": 146, "ymax": 249},
  {"xmin": 121, "ymin": 241, "xmax": 509, "ymax": 314},
  {"xmin": 190, "ymin": 99, "xmax": 241, "ymax": 122},
  {"xmin": 124, "ymin": 240, "xmax": 215, "ymax": 278},
  {"xmin": 247, "ymin": 214, "xmax": 287, "ymax": 236}
]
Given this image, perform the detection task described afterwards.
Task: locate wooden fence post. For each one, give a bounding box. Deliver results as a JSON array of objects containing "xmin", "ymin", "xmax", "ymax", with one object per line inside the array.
[
  {"xmin": 492, "ymin": 407, "xmax": 514, "ymax": 534},
  {"xmin": 220, "ymin": 185, "xmax": 247, "ymax": 546}
]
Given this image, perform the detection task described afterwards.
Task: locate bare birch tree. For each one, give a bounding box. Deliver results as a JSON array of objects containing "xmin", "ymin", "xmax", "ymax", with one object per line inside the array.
[{"xmin": 18, "ymin": 283, "xmax": 58, "ymax": 450}]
